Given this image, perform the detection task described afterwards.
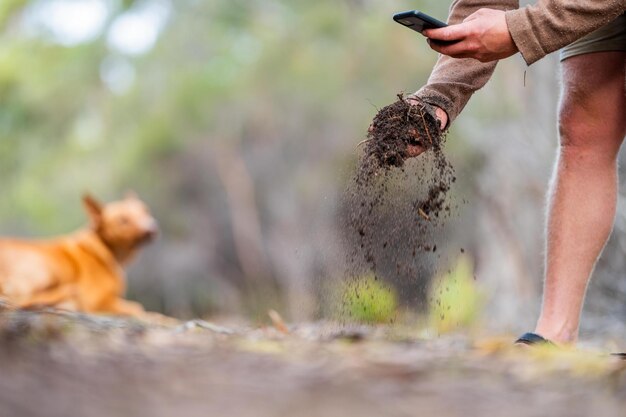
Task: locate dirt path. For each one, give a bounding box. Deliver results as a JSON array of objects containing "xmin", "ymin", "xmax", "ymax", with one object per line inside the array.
[{"xmin": 0, "ymin": 308, "xmax": 625, "ymax": 417}]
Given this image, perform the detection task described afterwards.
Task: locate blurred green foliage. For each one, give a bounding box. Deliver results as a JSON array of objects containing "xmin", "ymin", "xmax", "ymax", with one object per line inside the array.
[
  {"xmin": 430, "ymin": 255, "xmax": 482, "ymax": 333},
  {"xmin": 341, "ymin": 275, "xmax": 398, "ymax": 324},
  {"xmin": 0, "ymin": 0, "xmax": 450, "ymax": 233}
]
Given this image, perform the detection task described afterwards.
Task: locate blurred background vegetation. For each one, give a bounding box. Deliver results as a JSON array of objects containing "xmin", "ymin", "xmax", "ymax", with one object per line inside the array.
[{"xmin": 1, "ymin": 0, "xmax": 624, "ymax": 338}]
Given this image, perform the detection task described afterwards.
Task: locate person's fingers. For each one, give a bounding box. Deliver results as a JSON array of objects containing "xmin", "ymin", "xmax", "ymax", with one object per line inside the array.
[
  {"xmin": 423, "ymin": 23, "xmax": 470, "ymax": 42},
  {"xmin": 406, "ymin": 144, "xmax": 425, "ymax": 158},
  {"xmin": 406, "ymin": 99, "xmax": 448, "ymax": 132},
  {"xmin": 428, "ymin": 39, "xmax": 477, "ymax": 57},
  {"xmin": 405, "ymin": 96, "xmax": 420, "ymax": 106},
  {"xmin": 427, "ymin": 39, "xmax": 446, "ymax": 54},
  {"xmin": 435, "ymin": 107, "xmax": 448, "ymax": 130}
]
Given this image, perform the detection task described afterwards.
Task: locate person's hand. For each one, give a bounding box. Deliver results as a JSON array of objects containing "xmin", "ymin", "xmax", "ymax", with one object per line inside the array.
[
  {"xmin": 423, "ymin": 9, "xmax": 518, "ymax": 63},
  {"xmin": 405, "ymin": 98, "xmax": 448, "ymax": 158}
]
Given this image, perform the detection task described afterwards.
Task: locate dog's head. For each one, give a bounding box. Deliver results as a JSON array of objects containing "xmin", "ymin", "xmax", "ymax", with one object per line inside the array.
[{"xmin": 83, "ymin": 192, "xmax": 158, "ymax": 263}]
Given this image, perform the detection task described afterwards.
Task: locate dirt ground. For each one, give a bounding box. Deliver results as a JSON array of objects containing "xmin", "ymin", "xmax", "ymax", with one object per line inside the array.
[{"xmin": 1, "ymin": 307, "xmax": 625, "ymax": 417}]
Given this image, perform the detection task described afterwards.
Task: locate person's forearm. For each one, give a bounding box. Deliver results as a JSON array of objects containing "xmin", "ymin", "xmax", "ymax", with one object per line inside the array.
[
  {"xmin": 416, "ymin": 0, "xmax": 518, "ymax": 127},
  {"xmin": 507, "ymin": 0, "xmax": 626, "ymax": 65}
]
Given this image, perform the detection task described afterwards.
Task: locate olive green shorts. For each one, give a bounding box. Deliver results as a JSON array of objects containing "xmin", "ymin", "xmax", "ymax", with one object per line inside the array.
[{"xmin": 560, "ymin": 13, "xmax": 626, "ymax": 61}]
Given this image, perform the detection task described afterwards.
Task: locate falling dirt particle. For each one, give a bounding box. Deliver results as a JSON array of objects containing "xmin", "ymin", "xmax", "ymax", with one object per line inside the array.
[{"xmin": 418, "ymin": 208, "xmax": 431, "ymax": 221}]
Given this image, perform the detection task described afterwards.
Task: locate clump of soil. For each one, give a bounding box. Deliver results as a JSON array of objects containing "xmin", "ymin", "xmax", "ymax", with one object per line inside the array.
[
  {"xmin": 362, "ymin": 93, "xmax": 441, "ymax": 170},
  {"xmin": 358, "ymin": 94, "xmax": 455, "ymax": 222}
]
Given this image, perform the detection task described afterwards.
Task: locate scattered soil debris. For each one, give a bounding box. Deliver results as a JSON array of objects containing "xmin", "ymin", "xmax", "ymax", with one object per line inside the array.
[{"xmin": 341, "ymin": 94, "xmax": 457, "ymax": 313}]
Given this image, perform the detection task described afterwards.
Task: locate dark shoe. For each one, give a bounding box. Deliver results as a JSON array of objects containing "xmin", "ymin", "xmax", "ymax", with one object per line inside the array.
[
  {"xmin": 514, "ymin": 332, "xmax": 553, "ymax": 346},
  {"xmin": 516, "ymin": 333, "xmax": 626, "ymax": 359}
]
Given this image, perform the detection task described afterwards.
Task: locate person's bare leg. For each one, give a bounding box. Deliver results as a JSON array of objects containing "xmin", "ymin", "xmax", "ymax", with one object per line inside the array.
[{"xmin": 535, "ymin": 52, "xmax": 626, "ymax": 344}]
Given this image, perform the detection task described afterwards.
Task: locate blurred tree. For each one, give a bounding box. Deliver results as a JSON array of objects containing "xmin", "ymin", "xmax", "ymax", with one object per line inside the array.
[{"xmin": 0, "ymin": 0, "xmax": 453, "ymax": 320}]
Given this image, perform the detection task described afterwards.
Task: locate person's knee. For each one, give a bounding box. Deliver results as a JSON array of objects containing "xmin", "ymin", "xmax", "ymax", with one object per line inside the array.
[
  {"xmin": 558, "ymin": 95, "xmax": 624, "ymax": 156},
  {"xmin": 558, "ymin": 56, "xmax": 626, "ymax": 153},
  {"xmin": 558, "ymin": 107, "xmax": 591, "ymax": 150}
]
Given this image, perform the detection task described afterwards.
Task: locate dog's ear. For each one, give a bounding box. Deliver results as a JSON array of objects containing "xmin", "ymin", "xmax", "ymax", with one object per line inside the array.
[
  {"xmin": 82, "ymin": 194, "xmax": 103, "ymax": 226},
  {"xmin": 125, "ymin": 190, "xmax": 138, "ymax": 200}
]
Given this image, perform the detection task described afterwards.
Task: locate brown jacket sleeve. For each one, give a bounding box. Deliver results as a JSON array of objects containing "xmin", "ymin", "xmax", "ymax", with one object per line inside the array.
[
  {"xmin": 507, "ymin": 0, "xmax": 626, "ymax": 65},
  {"xmin": 416, "ymin": 0, "xmax": 626, "ymax": 126},
  {"xmin": 416, "ymin": 0, "xmax": 518, "ymax": 127}
]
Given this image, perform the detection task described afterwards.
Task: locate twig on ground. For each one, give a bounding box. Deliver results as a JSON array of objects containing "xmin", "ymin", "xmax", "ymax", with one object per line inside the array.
[
  {"xmin": 268, "ymin": 310, "xmax": 289, "ymax": 334},
  {"xmin": 176, "ymin": 319, "xmax": 235, "ymax": 335}
]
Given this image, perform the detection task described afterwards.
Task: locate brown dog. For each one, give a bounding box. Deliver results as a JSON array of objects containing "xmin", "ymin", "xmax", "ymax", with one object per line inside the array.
[{"xmin": 0, "ymin": 192, "xmax": 169, "ymax": 322}]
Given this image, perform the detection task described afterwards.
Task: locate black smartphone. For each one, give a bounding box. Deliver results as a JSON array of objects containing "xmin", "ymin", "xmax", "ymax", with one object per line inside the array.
[
  {"xmin": 393, "ymin": 10, "xmax": 447, "ymax": 33},
  {"xmin": 393, "ymin": 10, "xmax": 457, "ymax": 45}
]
